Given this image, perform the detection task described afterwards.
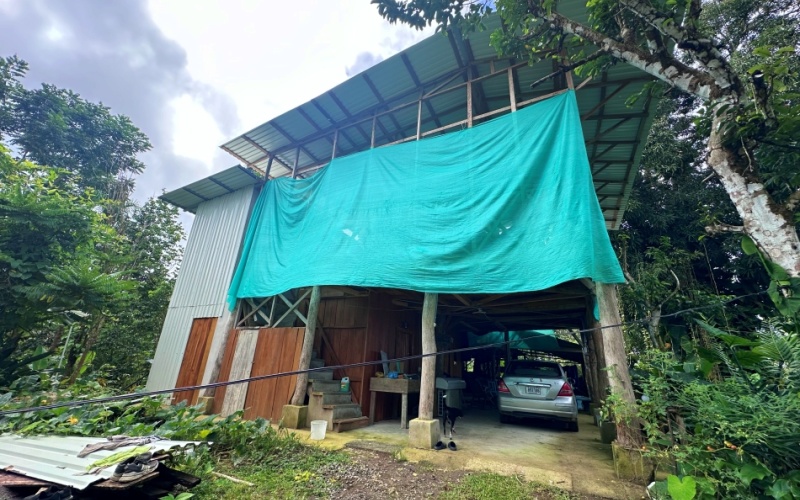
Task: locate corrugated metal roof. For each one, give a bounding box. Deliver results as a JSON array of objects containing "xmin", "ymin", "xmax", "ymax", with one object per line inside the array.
[
  {"xmin": 221, "ymin": 6, "xmax": 657, "ymax": 230},
  {"xmin": 159, "ymin": 165, "xmax": 263, "ymax": 213},
  {"xmin": 0, "ymin": 435, "xmax": 198, "ymax": 490}
]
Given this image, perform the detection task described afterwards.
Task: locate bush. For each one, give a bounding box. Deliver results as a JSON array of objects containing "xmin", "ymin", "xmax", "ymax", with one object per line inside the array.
[{"xmin": 634, "ymin": 326, "xmax": 800, "ymax": 499}]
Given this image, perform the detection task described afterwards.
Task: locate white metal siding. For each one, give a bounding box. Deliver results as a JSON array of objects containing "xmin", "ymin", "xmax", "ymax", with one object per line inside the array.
[{"xmin": 146, "ymin": 186, "xmax": 256, "ymax": 391}]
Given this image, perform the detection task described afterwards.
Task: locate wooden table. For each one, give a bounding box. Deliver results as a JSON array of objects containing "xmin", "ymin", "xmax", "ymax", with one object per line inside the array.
[{"xmin": 369, "ymin": 377, "xmax": 421, "ymax": 429}]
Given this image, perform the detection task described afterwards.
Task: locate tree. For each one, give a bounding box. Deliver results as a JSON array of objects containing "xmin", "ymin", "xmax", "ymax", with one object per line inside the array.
[
  {"xmin": 0, "ymin": 56, "xmax": 151, "ymax": 199},
  {"xmin": 0, "ymin": 56, "xmax": 183, "ymax": 387},
  {"xmin": 373, "ymin": 0, "xmax": 800, "ymax": 276},
  {"xmin": 0, "ymin": 148, "xmax": 128, "ymax": 383}
]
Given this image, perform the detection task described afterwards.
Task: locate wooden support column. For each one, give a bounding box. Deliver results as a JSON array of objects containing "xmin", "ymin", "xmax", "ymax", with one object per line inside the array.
[
  {"xmin": 504, "ymin": 330, "xmax": 511, "ymax": 364},
  {"xmin": 507, "ymin": 67, "xmax": 517, "ymax": 112},
  {"xmin": 595, "ymin": 282, "xmax": 642, "ymax": 447},
  {"xmin": 291, "ymin": 148, "xmax": 300, "ymax": 179},
  {"xmin": 290, "ymin": 285, "xmax": 321, "ymax": 406},
  {"xmin": 418, "ymin": 292, "xmax": 438, "ymax": 420}
]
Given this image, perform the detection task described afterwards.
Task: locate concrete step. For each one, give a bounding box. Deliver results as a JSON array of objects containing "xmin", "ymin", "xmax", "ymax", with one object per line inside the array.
[
  {"xmin": 324, "ymin": 403, "xmax": 362, "ymax": 421},
  {"xmin": 308, "ymin": 369, "xmax": 334, "ymax": 381},
  {"xmin": 310, "ymin": 358, "xmax": 325, "ymax": 369},
  {"xmin": 312, "ymin": 392, "xmax": 352, "ymax": 405},
  {"xmin": 332, "ymin": 416, "xmax": 369, "ymax": 433},
  {"xmin": 311, "ymin": 380, "xmax": 342, "ymax": 393}
]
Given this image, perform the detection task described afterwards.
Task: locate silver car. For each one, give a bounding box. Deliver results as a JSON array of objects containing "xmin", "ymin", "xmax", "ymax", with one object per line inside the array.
[{"xmin": 497, "ymin": 360, "xmax": 579, "ymax": 431}]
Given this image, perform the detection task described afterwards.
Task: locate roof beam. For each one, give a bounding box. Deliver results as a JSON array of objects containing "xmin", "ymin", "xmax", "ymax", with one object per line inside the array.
[
  {"xmin": 207, "ymin": 177, "xmax": 234, "ymax": 192},
  {"xmin": 400, "ymin": 54, "xmax": 442, "ymax": 129},
  {"xmin": 361, "ymin": 74, "xmax": 402, "ymax": 142}
]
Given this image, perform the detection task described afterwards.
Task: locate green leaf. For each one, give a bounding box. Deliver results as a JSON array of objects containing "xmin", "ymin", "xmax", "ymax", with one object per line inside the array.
[
  {"xmin": 736, "ymin": 462, "xmax": 769, "ymax": 487},
  {"xmin": 741, "ymin": 235, "xmax": 758, "ymax": 255},
  {"xmin": 767, "ymin": 479, "xmax": 792, "ymax": 499},
  {"xmin": 667, "ymin": 474, "xmax": 697, "ymax": 500},
  {"xmin": 753, "ymin": 46, "xmax": 771, "ymax": 57}
]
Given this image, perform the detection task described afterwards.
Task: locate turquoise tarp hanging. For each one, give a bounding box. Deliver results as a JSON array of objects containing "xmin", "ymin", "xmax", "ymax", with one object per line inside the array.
[
  {"xmin": 467, "ymin": 331, "xmax": 559, "ymax": 352},
  {"xmin": 227, "ymin": 90, "xmax": 623, "ymax": 308}
]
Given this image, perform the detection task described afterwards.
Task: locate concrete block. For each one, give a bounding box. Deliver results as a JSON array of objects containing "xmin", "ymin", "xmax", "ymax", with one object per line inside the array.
[
  {"xmin": 281, "ymin": 404, "xmax": 308, "ymax": 429},
  {"xmin": 612, "ymin": 442, "xmax": 652, "ymax": 483},
  {"xmin": 196, "ymin": 397, "xmax": 214, "ymax": 415},
  {"xmin": 408, "ymin": 418, "xmax": 440, "ymax": 449}
]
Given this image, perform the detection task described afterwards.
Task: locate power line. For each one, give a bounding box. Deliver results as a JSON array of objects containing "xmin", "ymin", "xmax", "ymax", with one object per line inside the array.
[{"xmin": 0, "ymin": 289, "xmax": 767, "ymax": 417}]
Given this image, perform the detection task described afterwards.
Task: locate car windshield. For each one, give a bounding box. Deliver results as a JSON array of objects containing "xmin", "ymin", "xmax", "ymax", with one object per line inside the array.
[{"xmin": 506, "ymin": 361, "xmax": 561, "ymax": 378}]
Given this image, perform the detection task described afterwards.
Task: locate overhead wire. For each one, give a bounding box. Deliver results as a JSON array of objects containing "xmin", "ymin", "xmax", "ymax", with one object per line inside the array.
[{"xmin": 0, "ymin": 289, "xmax": 768, "ymax": 417}]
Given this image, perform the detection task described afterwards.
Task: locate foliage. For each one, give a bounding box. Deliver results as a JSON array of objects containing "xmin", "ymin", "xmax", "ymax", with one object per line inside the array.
[
  {"xmin": 0, "ymin": 56, "xmax": 151, "ymax": 198},
  {"xmin": 0, "ymin": 56, "xmax": 184, "ymax": 387},
  {"xmin": 632, "ymin": 315, "xmax": 800, "ymax": 499},
  {"xmin": 0, "ymin": 148, "xmax": 130, "ymax": 383}
]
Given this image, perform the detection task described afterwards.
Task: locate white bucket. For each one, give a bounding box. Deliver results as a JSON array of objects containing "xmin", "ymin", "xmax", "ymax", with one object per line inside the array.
[{"xmin": 310, "ymin": 420, "xmax": 327, "ymax": 440}]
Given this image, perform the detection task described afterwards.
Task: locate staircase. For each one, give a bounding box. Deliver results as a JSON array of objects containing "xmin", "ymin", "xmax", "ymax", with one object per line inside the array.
[{"xmin": 307, "ymin": 357, "xmax": 369, "ymax": 432}]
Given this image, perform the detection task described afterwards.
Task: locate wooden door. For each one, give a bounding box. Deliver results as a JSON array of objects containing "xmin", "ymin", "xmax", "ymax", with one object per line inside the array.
[{"xmin": 173, "ymin": 317, "xmax": 217, "ymax": 405}]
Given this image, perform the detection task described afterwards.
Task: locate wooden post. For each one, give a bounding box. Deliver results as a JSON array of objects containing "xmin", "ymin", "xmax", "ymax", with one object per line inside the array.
[
  {"xmin": 290, "ymin": 286, "xmax": 321, "ymax": 406},
  {"xmin": 595, "ymin": 282, "xmax": 642, "ymax": 447},
  {"xmin": 416, "ymin": 94, "xmax": 423, "ymax": 140},
  {"xmin": 291, "ymin": 147, "xmax": 300, "ymax": 179},
  {"xmin": 418, "ymin": 292, "xmax": 438, "ymax": 420},
  {"xmin": 265, "ymin": 155, "xmax": 274, "ymax": 179},
  {"xmin": 508, "ymin": 67, "xmax": 517, "ymax": 112},
  {"xmin": 504, "ymin": 330, "xmax": 511, "ymax": 364}
]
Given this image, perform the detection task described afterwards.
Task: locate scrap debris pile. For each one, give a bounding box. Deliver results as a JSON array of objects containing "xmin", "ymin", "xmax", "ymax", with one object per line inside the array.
[{"xmin": 0, "ymin": 434, "xmax": 202, "ymax": 499}]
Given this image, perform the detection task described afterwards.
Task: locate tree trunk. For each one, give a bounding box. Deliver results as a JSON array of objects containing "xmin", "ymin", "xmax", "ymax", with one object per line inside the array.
[
  {"xmin": 291, "ymin": 286, "xmax": 321, "ymax": 406},
  {"xmin": 708, "ymin": 108, "xmax": 800, "ymax": 277},
  {"xmin": 418, "ymin": 292, "xmax": 438, "ymax": 420},
  {"xmin": 68, "ymin": 316, "xmax": 106, "ymax": 384},
  {"xmin": 596, "ymin": 283, "xmax": 643, "ymax": 448}
]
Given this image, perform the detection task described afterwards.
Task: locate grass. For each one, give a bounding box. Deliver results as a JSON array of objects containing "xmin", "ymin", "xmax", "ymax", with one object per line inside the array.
[
  {"xmin": 176, "ymin": 436, "xmax": 348, "ymax": 499},
  {"xmin": 439, "ymin": 472, "xmax": 575, "ymax": 500}
]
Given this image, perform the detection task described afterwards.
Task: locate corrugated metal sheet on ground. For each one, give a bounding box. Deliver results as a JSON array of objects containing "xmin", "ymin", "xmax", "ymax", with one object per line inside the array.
[
  {"xmin": 0, "ymin": 435, "xmax": 199, "ymax": 490},
  {"xmin": 146, "ymin": 185, "xmax": 256, "ymax": 391}
]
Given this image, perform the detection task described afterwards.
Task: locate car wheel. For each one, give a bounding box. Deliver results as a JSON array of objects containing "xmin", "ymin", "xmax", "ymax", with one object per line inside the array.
[{"xmin": 567, "ymin": 420, "xmax": 579, "ymax": 432}]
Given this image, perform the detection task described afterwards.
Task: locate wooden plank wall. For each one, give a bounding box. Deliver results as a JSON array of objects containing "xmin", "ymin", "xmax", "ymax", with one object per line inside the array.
[
  {"xmin": 316, "ymin": 296, "xmax": 370, "ymax": 414},
  {"xmin": 244, "ymin": 327, "xmax": 305, "ymax": 421},
  {"xmin": 173, "ymin": 317, "xmax": 217, "ymax": 405},
  {"xmin": 212, "ymin": 327, "xmax": 305, "ymax": 422},
  {"xmin": 211, "ymin": 329, "xmax": 240, "ymax": 414},
  {"xmin": 220, "ymin": 329, "xmax": 259, "ymax": 416},
  {"xmin": 364, "ymin": 291, "xmax": 423, "ymax": 421}
]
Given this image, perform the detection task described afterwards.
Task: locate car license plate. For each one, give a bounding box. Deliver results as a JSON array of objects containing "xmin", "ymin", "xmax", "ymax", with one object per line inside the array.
[{"xmin": 526, "ymin": 386, "xmax": 541, "ymax": 395}]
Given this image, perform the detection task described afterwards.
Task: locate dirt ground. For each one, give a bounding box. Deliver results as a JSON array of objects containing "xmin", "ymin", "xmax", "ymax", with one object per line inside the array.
[
  {"xmin": 320, "ymin": 449, "xmax": 467, "ymax": 499},
  {"xmin": 319, "ymin": 448, "xmax": 599, "ymax": 500}
]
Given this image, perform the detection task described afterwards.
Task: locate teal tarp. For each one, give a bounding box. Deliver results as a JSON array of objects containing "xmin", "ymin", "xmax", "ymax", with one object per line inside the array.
[
  {"xmin": 227, "ymin": 91, "xmax": 623, "ymax": 308},
  {"xmin": 468, "ymin": 331, "xmax": 559, "ymax": 352}
]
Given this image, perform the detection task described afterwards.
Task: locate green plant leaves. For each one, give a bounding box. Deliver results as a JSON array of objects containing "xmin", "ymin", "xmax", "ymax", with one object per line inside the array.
[
  {"xmin": 667, "ymin": 474, "xmax": 697, "ymax": 500},
  {"xmin": 736, "ymin": 462, "xmax": 770, "ymax": 487}
]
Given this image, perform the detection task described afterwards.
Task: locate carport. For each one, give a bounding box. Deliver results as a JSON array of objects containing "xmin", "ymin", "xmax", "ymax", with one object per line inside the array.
[{"xmin": 294, "ymin": 411, "xmax": 643, "ymax": 499}]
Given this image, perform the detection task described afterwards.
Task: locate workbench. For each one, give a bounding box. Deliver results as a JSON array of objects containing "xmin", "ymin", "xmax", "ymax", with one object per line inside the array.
[{"xmin": 368, "ymin": 377, "xmax": 421, "ymax": 429}]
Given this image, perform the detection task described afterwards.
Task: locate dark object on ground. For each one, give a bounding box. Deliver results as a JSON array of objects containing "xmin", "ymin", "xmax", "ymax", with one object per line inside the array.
[
  {"xmin": 448, "ymin": 441, "xmax": 457, "ymax": 451},
  {"xmin": 434, "ymin": 441, "xmax": 446, "ymax": 450},
  {"xmin": 118, "ymin": 458, "xmax": 159, "ymax": 483},
  {"xmin": 22, "ymin": 486, "xmax": 72, "ymax": 500}
]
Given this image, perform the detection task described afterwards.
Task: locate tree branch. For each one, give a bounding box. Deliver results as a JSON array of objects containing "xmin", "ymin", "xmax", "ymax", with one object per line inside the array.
[
  {"xmin": 528, "ymin": 51, "xmax": 605, "ymax": 89},
  {"xmin": 705, "ymin": 223, "xmax": 745, "ymax": 234},
  {"xmin": 617, "ymin": 0, "xmax": 737, "ymax": 90},
  {"xmin": 540, "ymin": 10, "xmax": 724, "ymax": 100}
]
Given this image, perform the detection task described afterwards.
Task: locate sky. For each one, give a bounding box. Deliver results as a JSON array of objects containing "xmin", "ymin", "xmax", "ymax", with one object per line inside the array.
[{"xmin": 0, "ymin": 0, "xmax": 431, "ymax": 228}]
